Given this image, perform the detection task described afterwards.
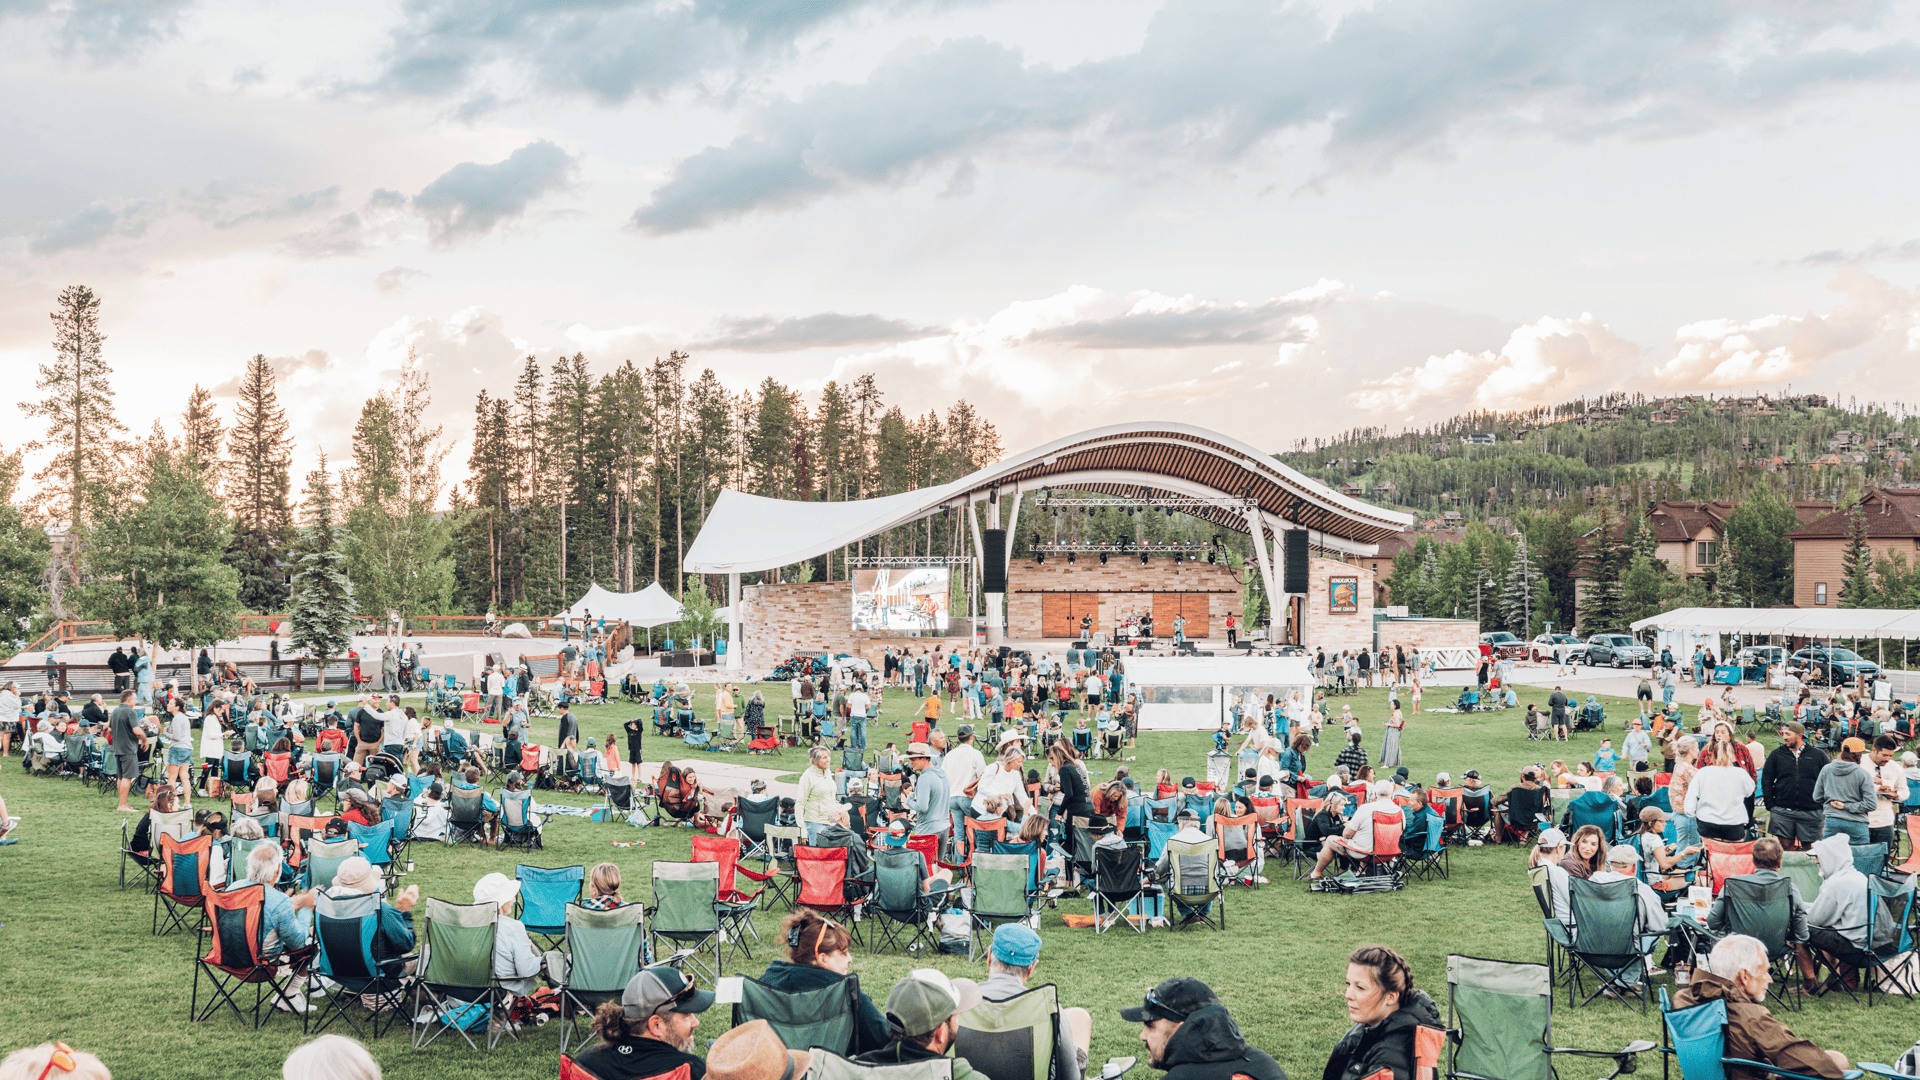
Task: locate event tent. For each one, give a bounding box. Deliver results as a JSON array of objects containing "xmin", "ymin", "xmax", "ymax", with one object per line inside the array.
[
  {"xmin": 552, "ymin": 582, "xmax": 686, "ymax": 629},
  {"xmin": 1125, "ymin": 655, "xmax": 1313, "ymax": 731},
  {"xmin": 1629, "ymin": 607, "xmax": 1920, "ymax": 639}
]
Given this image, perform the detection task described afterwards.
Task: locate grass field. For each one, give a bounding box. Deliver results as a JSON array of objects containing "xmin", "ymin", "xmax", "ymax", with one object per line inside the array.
[{"xmin": 2, "ymin": 682, "xmax": 1915, "ymax": 1079}]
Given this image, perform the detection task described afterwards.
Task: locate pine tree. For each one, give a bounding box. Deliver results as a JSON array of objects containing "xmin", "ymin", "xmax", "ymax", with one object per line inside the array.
[
  {"xmin": 1500, "ymin": 534, "xmax": 1536, "ymax": 635},
  {"xmin": 225, "ymin": 354, "xmax": 296, "ymax": 611},
  {"xmin": 342, "ymin": 349, "xmax": 457, "ymax": 619},
  {"xmin": 1839, "ymin": 503, "xmax": 1875, "ymax": 608},
  {"xmin": 180, "ymin": 385, "xmax": 224, "ymax": 482},
  {"xmin": 1714, "ymin": 542, "xmax": 1746, "ymax": 607},
  {"xmin": 21, "ymin": 285, "xmax": 126, "ymax": 611},
  {"xmin": 289, "ymin": 454, "xmax": 354, "ymax": 690},
  {"xmin": 1581, "ymin": 506, "xmax": 1626, "ymax": 632},
  {"xmin": 78, "ymin": 426, "xmax": 240, "ymax": 648},
  {"xmin": 0, "ymin": 449, "xmax": 51, "ymax": 635}
]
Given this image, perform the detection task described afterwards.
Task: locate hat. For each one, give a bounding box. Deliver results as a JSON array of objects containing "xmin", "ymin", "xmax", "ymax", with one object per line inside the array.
[
  {"xmin": 990, "ymin": 923, "xmax": 1043, "ymax": 967},
  {"xmin": 1087, "ymin": 814, "xmax": 1113, "ymax": 833},
  {"xmin": 1537, "ymin": 828, "xmax": 1568, "ymax": 848},
  {"xmin": 1841, "ymin": 736, "xmax": 1868, "ymax": 753},
  {"xmin": 1394, "ymin": 766, "xmax": 1410, "ymax": 779},
  {"xmin": 1120, "ymin": 977, "xmax": 1219, "ymax": 1024},
  {"xmin": 905, "ymin": 742, "xmax": 935, "ymax": 759},
  {"xmin": 885, "ymin": 970, "xmax": 983, "ymax": 1037},
  {"xmin": 1463, "ymin": 770, "xmax": 1480, "ymax": 780},
  {"xmin": 1180, "ymin": 776, "xmax": 1197, "ymax": 789},
  {"xmin": 957, "ymin": 724, "xmax": 973, "ymax": 740},
  {"xmin": 622, "ymin": 965, "xmax": 716, "ymax": 1020},
  {"xmin": 1902, "ymin": 751, "xmax": 1918, "ymax": 766},
  {"xmin": 1435, "ymin": 772, "xmax": 1452, "ymax": 786},
  {"xmin": 997, "ymin": 730, "xmax": 1027, "ymax": 751},
  {"xmin": 1780, "ymin": 720, "xmax": 1806, "ymax": 737},
  {"xmin": 708, "ymin": 1020, "xmax": 810, "ymax": 1080},
  {"xmin": 334, "ymin": 856, "xmax": 383, "ymax": 895},
  {"xmin": 1607, "ymin": 844, "xmax": 1641, "ymax": 865},
  {"xmin": 473, "ymin": 872, "xmax": 521, "ymax": 910}
]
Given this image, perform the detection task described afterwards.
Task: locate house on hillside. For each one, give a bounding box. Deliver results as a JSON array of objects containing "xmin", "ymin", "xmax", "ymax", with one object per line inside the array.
[
  {"xmin": 1786, "ymin": 487, "xmax": 1920, "ymax": 606},
  {"xmin": 1569, "ymin": 501, "xmax": 1735, "ymax": 627},
  {"xmin": 1797, "ymin": 394, "xmax": 1831, "ymax": 408},
  {"xmin": 1829, "ymin": 431, "xmax": 1865, "ymax": 452}
]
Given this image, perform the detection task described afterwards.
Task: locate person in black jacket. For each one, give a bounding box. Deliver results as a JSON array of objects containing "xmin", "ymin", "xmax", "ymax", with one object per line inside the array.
[
  {"xmin": 1324, "ymin": 945, "xmax": 1442, "ymax": 1080},
  {"xmin": 1121, "ymin": 977, "xmax": 1286, "ymax": 1080},
  {"xmin": 1762, "ymin": 721, "xmax": 1828, "ymax": 850}
]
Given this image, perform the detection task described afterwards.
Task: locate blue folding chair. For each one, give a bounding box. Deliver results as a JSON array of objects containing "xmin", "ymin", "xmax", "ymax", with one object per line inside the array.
[
  {"xmin": 516, "ymin": 863, "xmax": 586, "ymax": 950},
  {"xmin": 347, "ymin": 819, "xmax": 399, "ymax": 887},
  {"xmin": 1657, "ymin": 988, "xmax": 1862, "ymax": 1080},
  {"xmin": 307, "ymin": 890, "xmax": 410, "ymax": 1040},
  {"xmin": 220, "ymin": 751, "xmax": 256, "ymax": 791}
]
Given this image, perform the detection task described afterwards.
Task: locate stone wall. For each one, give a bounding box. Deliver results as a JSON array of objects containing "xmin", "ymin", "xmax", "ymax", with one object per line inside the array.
[
  {"xmin": 1004, "ymin": 557, "xmax": 1243, "ymax": 639},
  {"xmin": 739, "ymin": 580, "xmax": 969, "ymax": 669}
]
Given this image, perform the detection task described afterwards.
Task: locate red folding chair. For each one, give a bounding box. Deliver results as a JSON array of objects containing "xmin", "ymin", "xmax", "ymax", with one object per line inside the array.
[
  {"xmin": 1212, "ymin": 811, "xmax": 1263, "ymax": 887},
  {"xmin": 793, "ymin": 845, "xmax": 864, "ymax": 942},
  {"xmin": 1704, "ymin": 838, "xmax": 1755, "ymax": 895},
  {"xmin": 1896, "ymin": 814, "xmax": 1920, "ymax": 875},
  {"xmin": 1359, "ymin": 811, "xmax": 1404, "ymax": 877},
  {"xmin": 191, "ymin": 883, "xmax": 314, "ymax": 1027},
  {"xmin": 262, "ymin": 752, "xmax": 292, "ymax": 785},
  {"xmin": 692, "ymin": 834, "xmax": 765, "ymax": 958}
]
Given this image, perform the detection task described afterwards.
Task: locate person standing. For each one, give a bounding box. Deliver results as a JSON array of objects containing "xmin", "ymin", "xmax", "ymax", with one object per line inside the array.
[
  {"xmin": 845, "ymin": 682, "xmax": 870, "ymax": 752},
  {"xmin": 905, "ymin": 742, "xmax": 951, "ymax": 838},
  {"xmin": 110, "ymin": 689, "xmax": 149, "ymax": 812},
  {"xmin": 1224, "ymin": 612, "xmax": 1238, "ymax": 649},
  {"xmin": 1378, "ymin": 704, "xmax": 1404, "ymax": 769},
  {"xmin": 132, "ymin": 647, "xmax": 152, "ymax": 705},
  {"xmin": 0, "ymin": 680, "xmax": 18, "ymax": 769},
  {"xmin": 796, "ymin": 746, "xmax": 838, "ymax": 844},
  {"xmin": 1866, "ymin": 734, "xmax": 1911, "ymax": 848},
  {"xmin": 1356, "ymin": 648, "xmax": 1372, "ymax": 688},
  {"xmin": 108, "ymin": 646, "xmax": 131, "ymax": 695}
]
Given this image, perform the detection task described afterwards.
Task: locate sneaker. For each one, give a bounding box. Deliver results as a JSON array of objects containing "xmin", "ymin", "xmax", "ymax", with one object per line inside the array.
[
  {"xmin": 274, "ymin": 993, "xmax": 311, "ymax": 1014},
  {"xmin": 1253, "ymin": 876, "xmax": 1270, "ymax": 885}
]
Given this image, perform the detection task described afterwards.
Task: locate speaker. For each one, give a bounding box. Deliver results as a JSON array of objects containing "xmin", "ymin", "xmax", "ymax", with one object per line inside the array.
[
  {"xmin": 1283, "ymin": 529, "xmax": 1309, "ymax": 594},
  {"xmin": 982, "ymin": 529, "xmax": 1008, "ymax": 593}
]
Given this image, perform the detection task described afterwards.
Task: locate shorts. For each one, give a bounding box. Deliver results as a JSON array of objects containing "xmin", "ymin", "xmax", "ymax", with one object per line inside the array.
[
  {"xmin": 1766, "ymin": 807, "xmax": 1822, "ymax": 843},
  {"xmin": 1084, "ymin": 695, "xmax": 1099, "ymax": 707},
  {"xmin": 166, "ymin": 747, "xmax": 193, "ymax": 766},
  {"xmin": 0, "ymin": 719, "xmax": 18, "ymax": 735},
  {"xmin": 114, "ymin": 753, "xmax": 140, "ymax": 779},
  {"xmin": 1637, "ymin": 689, "xmax": 1652, "ymax": 701}
]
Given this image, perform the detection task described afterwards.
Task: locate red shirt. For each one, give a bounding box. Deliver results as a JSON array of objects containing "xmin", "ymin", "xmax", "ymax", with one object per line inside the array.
[{"xmin": 316, "ymin": 729, "xmax": 348, "ymax": 754}]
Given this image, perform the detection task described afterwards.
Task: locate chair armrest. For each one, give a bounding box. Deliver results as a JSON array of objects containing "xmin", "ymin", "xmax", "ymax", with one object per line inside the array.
[
  {"xmin": 1551, "ymin": 1042, "xmax": 1657, "ymax": 1057},
  {"xmin": 1856, "ymin": 1066, "xmax": 1919, "ymax": 1080}
]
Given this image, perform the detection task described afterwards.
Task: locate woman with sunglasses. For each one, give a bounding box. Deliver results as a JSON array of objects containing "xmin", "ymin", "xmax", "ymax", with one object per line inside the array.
[
  {"xmin": 0, "ymin": 1041, "xmax": 112, "ymax": 1079},
  {"xmin": 758, "ymin": 910, "xmax": 889, "ymax": 1054}
]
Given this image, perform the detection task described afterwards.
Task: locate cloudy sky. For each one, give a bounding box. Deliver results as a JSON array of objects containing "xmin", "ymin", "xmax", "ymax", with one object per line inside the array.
[{"xmin": 5, "ymin": 0, "xmax": 1920, "ymax": 499}]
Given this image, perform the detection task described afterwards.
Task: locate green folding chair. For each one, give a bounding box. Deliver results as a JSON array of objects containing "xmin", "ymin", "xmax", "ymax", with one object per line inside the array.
[
  {"xmin": 303, "ymin": 838, "xmax": 359, "ymax": 892},
  {"xmin": 968, "ymin": 852, "xmax": 1040, "ymax": 959},
  {"xmin": 1164, "ymin": 837, "xmax": 1223, "ymax": 931},
  {"xmin": 1445, "ymin": 954, "xmax": 1652, "ymax": 1080},
  {"xmin": 557, "ymin": 902, "xmax": 646, "ymax": 1055},
  {"xmin": 413, "ymin": 898, "xmax": 514, "ymax": 1050},
  {"xmin": 648, "ymin": 860, "xmax": 724, "ymax": 983},
  {"xmin": 1565, "ymin": 876, "xmax": 1660, "ymax": 1012},
  {"xmin": 1778, "ymin": 852, "xmax": 1822, "ymax": 904},
  {"xmin": 733, "ymin": 972, "xmax": 865, "ymax": 1058},
  {"xmin": 809, "ymin": 1048, "xmax": 955, "ymax": 1080},
  {"xmin": 955, "ymin": 984, "xmax": 1062, "ymax": 1080},
  {"xmin": 1713, "ymin": 877, "xmax": 1802, "ymax": 1010}
]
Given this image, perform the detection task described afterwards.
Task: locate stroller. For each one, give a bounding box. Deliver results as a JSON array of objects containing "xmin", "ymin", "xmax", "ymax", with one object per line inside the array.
[
  {"xmin": 652, "ymin": 761, "xmax": 700, "ymax": 827},
  {"xmin": 1571, "ymin": 696, "xmax": 1606, "ymax": 732}
]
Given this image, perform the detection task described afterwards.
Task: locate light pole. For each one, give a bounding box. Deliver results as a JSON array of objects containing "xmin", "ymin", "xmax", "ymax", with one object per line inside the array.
[{"xmin": 1476, "ymin": 577, "xmax": 1495, "ymax": 626}]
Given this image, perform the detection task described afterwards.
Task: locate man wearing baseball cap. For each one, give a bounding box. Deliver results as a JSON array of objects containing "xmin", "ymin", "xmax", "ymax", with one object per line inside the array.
[
  {"xmin": 904, "ymin": 742, "xmax": 951, "ymax": 838},
  {"xmin": 977, "ymin": 924, "xmax": 1091, "ymax": 1080},
  {"xmin": 854, "ymin": 970, "xmax": 985, "ymax": 1080},
  {"xmin": 1119, "ymin": 978, "xmax": 1283, "ymax": 1080},
  {"xmin": 1761, "ymin": 721, "xmax": 1826, "ymax": 850},
  {"xmin": 571, "ymin": 965, "xmax": 716, "ymax": 1080}
]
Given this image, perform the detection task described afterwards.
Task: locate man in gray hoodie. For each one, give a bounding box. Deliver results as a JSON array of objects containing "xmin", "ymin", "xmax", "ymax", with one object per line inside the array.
[
  {"xmin": 1810, "ymin": 737, "xmax": 1877, "ymax": 846},
  {"xmin": 1794, "ymin": 833, "xmax": 1870, "ymax": 996}
]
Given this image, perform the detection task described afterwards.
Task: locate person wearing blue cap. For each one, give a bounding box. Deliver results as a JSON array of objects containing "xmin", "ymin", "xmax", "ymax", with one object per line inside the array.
[{"xmin": 980, "ymin": 924, "xmax": 1090, "ymax": 1080}]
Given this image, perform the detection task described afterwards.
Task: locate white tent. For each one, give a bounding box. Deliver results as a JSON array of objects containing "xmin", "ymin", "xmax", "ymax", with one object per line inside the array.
[
  {"xmin": 1631, "ymin": 607, "xmax": 1920, "ymax": 639},
  {"xmin": 553, "ymin": 582, "xmax": 687, "ymax": 629},
  {"xmin": 1125, "ymin": 655, "xmax": 1314, "ymax": 731}
]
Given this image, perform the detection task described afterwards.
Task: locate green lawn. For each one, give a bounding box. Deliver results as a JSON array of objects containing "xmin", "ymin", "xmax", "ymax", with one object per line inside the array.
[{"xmin": 2, "ymin": 683, "xmax": 1914, "ymax": 1079}]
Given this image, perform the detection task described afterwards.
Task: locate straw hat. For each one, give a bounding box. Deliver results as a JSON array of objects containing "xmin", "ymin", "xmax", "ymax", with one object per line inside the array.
[{"xmin": 707, "ymin": 1019, "xmax": 810, "ymax": 1080}]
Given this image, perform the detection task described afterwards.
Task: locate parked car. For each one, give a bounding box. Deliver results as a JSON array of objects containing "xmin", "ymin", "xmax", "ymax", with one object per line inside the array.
[
  {"xmin": 1529, "ymin": 633, "xmax": 1583, "ymax": 663},
  {"xmin": 1785, "ymin": 647, "xmax": 1879, "ymax": 686},
  {"xmin": 1479, "ymin": 632, "xmax": 1526, "ymax": 660},
  {"xmin": 1733, "ymin": 645, "xmax": 1786, "ymax": 671},
  {"xmin": 1585, "ymin": 633, "xmax": 1654, "ymax": 668}
]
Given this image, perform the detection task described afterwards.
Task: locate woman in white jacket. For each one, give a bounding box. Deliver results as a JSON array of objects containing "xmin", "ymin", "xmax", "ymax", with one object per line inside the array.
[
  {"xmin": 1684, "ymin": 743, "xmax": 1756, "ymax": 842},
  {"xmin": 796, "ymin": 745, "xmax": 838, "ymax": 845}
]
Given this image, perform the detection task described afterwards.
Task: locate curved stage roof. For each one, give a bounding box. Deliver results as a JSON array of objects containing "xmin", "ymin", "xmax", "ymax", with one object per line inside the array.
[{"xmin": 684, "ymin": 422, "xmax": 1413, "ymax": 574}]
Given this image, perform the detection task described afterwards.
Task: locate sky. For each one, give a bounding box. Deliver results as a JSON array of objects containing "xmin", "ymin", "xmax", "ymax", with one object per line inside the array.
[{"xmin": 5, "ymin": 0, "xmax": 1920, "ymax": 503}]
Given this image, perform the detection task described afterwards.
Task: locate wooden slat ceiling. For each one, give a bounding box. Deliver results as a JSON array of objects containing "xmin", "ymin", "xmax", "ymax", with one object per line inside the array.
[{"xmin": 987, "ymin": 430, "xmax": 1400, "ymax": 545}]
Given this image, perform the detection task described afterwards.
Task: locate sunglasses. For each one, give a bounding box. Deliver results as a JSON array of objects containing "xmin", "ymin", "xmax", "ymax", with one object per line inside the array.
[
  {"xmin": 1144, "ymin": 987, "xmax": 1190, "ymax": 1022},
  {"xmin": 37, "ymin": 1043, "xmax": 76, "ymax": 1080}
]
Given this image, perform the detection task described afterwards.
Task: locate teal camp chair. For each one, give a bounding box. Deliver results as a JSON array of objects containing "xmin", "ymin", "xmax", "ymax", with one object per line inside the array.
[
  {"xmin": 556, "ymin": 902, "xmax": 646, "ymax": 1054},
  {"xmin": 517, "ymin": 864, "xmax": 586, "ymax": 950},
  {"xmin": 309, "ymin": 890, "xmax": 411, "ymax": 1040},
  {"xmin": 1657, "ymin": 988, "xmax": 1862, "ymax": 1080},
  {"xmin": 1446, "ymin": 954, "xmax": 1652, "ymax": 1080},
  {"xmin": 1565, "ymin": 876, "xmax": 1660, "ymax": 1012},
  {"xmin": 733, "ymin": 971, "xmax": 865, "ymax": 1058},
  {"xmin": 413, "ymin": 898, "xmax": 513, "ymax": 1050}
]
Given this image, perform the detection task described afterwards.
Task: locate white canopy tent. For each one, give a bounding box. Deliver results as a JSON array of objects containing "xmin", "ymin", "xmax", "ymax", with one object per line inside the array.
[
  {"xmin": 1126, "ymin": 655, "xmax": 1314, "ymax": 731},
  {"xmin": 1630, "ymin": 607, "xmax": 1920, "ymax": 639},
  {"xmin": 552, "ymin": 582, "xmax": 687, "ymax": 630}
]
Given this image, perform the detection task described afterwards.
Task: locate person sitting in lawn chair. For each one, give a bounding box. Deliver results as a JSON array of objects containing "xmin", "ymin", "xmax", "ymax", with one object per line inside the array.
[
  {"xmin": 1674, "ymin": 934, "xmax": 1850, "ymax": 1080},
  {"xmin": 1573, "ymin": 696, "xmax": 1606, "ymax": 732},
  {"xmin": 1452, "ymin": 686, "xmax": 1481, "ymax": 713}
]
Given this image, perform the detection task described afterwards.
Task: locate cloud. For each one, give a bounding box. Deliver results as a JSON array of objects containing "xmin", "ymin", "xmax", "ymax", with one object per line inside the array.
[
  {"xmin": 691, "ymin": 312, "xmax": 938, "ymax": 352},
  {"xmin": 0, "ymin": 0, "xmax": 201, "ymax": 62},
  {"xmin": 412, "ymin": 140, "xmax": 576, "ymax": 246},
  {"xmin": 631, "ymin": 0, "xmax": 1920, "ymax": 232},
  {"xmin": 27, "ymin": 197, "xmax": 165, "ymax": 253},
  {"xmin": 367, "ymin": 0, "xmax": 934, "ymax": 106},
  {"xmin": 280, "ymin": 189, "xmax": 409, "ymax": 259},
  {"xmin": 1030, "ymin": 281, "xmax": 1348, "ymax": 349},
  {"xmin": 1802, "ymin": 239, "xmax": 1920, "ymax": 264},
  {"xmin": 206, "ymin": 185, "xmax": 341, "ymax": 229},
  {"xmin": 1652, "ymin": 269, "xmax": 1918, "ymax": 387},
  {"xmin": 374, "ymin": 266, "xmax": 428, "ymax": 295},
  {"xmin": 1349, "ymin": 314, "xmax": 1637, "ymax": 415}
]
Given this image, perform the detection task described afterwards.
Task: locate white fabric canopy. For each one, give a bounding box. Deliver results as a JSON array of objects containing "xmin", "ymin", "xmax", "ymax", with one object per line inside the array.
[
  {"xmin": 1125, "ymin": 655, "xmax": 1315, "ymax": 686},
  {"xmin": 552, "ymin": 582, "xmax": 686, "ymax": 629},
  {"xmin": 1631, "ymin": 606, "xmax": 1920, "ymax": 639}
]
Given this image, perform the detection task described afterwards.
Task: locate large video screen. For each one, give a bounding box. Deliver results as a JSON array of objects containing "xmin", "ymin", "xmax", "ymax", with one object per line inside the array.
[{"xmin": 852, "ymin": 567, "xmax": 950, "ymax": 631}]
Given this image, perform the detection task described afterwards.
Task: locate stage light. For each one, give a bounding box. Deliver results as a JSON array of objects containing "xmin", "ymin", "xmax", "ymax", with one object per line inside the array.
[
  {"xmin": 1174, "ymin": 553, "xmax": 1184, "ymax": 565},
  {"xmin": 1099, "ymin": 552, "xmax": 1108, "ymax": 565},
  {"xmin": 1067, "ymin": 552, "xmax": 1077, "ymax": 565},
  {"xmin": 1140, "ymin": 553, "xmax": 1150, "ymax": 565},
  {"xmin": 1208, "ymin": 551, "xmax": 1217, "ymax": 564}
]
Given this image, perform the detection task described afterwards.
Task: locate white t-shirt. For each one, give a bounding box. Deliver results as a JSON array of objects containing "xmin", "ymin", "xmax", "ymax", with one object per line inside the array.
[
  {"xmin": 1347, "ymin": 798, "xmax": 1402, "ymax": 854},
  {"xmin": 973, "ymin": 762, "xmax": 1033, "ymax": 817},
  {"xmin": 846, "ymin": 690, "xmax": 871, "ymax": 718},
  {"xmin": 944, "ymin": 743, "xmax": 987, "ymax": 795},
  {"xmin": 200, "ymin": 714, "xmax": 227, "ymax": 760},
  {"xmin": 1085, "ymin": 675, "xmax": 1102, "ymax": 696}
]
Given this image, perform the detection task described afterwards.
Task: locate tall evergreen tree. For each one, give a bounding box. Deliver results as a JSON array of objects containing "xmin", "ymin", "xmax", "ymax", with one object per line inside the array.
[
  {"xmin": 1839, "ymin": 503, "xmax": 1875, "ymax": 608},
  {"xmin": 79, "ymin": 425, "xmax": 240, "ymax": 648},
  {"xmin": 1581, "ymin": 506, "xmax": 1626, "ymax": 631},
  {"xmin": 224, "ymin": 355, "xmax": 296, "ymax": 611},
  {"xmin": 1714, "ymin": 542, "xmax": 1746, "ymax": 607},
  {"xmin": 1724, "ymin": 486, "xmax": 1796, "ymax": 607},
  {"xmin": 1500, "ymin": 534, "xmax": 1536, "ymax": 635},
  {"xmin": 21, "ymin": 285, "xmax": 125, "ymax": 612},
  {"xmin": 180, "ymin": 385, "xmax": 224, "ymax": 482},
  {"xmin": 342, "ymin": 349, "xmax": 457, "ymax": 619},
  {"xmin": 289, "ymin": 454, "xmax": 355, "ymax": 690},
  {"xmin": 0, "ymin": 449, "xmax": 51, "ymax": 638}
]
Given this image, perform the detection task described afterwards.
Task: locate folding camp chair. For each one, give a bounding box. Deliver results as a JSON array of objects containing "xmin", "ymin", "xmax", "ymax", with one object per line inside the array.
[
  {"xmin": 961, "ymin": 818, "xmax": 1009, "ymax": 876},
  {"xmin": 308, "ymin": 752, "xmax": 347, "ymax": 796},
  {"xmin": 518, "ymin": 864, "xmax": 586, "ymax": 950},
  {"xmin": 955, "ymin": 983, "xmax": 1068, "ymax": 1080},
  {"xmin": 1656, "ymin": 989, "xmax": 1861, "ymax": 1080},
  {"xmin": 1162, "ymin": 837, "xmax": 1223, "ymax": 931},
  {"xmin": 963, "ymin": 851, "xmax": 1039, "ymax": 956},
  {"xmin": 1852, "ymin": 843, "xmax": 1888, "ymax": 878},
  {"xmin": 283, "ymin": 814, "xmax": 334, "ymax": 875},
  {"xmin": 1710, "ymin": 876, "xmax": 1804, "ymax": 1010},
  {"xmin": 122, "ymin": 808, "xmax": 193, "ymax": 890},
  {"xmin": 733, "ymin": 972, "xmax": 866, "ymax": 1058},
  {"xmin": 1091, "ymin": 843, "xmax": 1157, "ymax": 933},
  {"xmin": 221, "ymin": 751, "xmax": 256, "ymax": 792},
  {"xmin": 303, "ymin": 838, "xmax": 359, "ymax": 892},
  {"xmin": 1458, "ymin": 789, "xmax": 1497, "ymax": 845},
  {"xmin": 649, "ymin": 860, "xmax": 727, "ymax": 983},
  {"xmin": 755, "ymin": 824, "xmax": 804, "ymax": 911},
  {"xmin": 691, "ymin": 834, "xmax": 765, "ymax": 961},
  {"xmin": 1248, "ymin": 796, "xmax": 1286, "ymax": 861},
  {"xmin": 380, "ymin": 795, "xmax": 415, "ymax": 867},
  {"xmin": 557, "ymin": 902, "xmax": 647, "ymax": 1054},
  {"xmin": 1445, "ymin": 954, "xmax": 1652, "ymax": 1080},
  {"xmin": 734, "ymin": 795, "xmax": 780, "ymax": 863},
  {"xmin": 154, "ymin": 832, "xmax": 216, "ymax": 937},
  {"xmin": 191, "ymin": 883, "xmax": 314, "ymax": 1028},
  {"xmin": 1404, "ymin": 810, "xmax": 1449, "ymax": 880},
  {"xmin": 1851, "ymin": 872, "xmax": 1917, "ymax": 1006},
  {"xmin": 500, "ymin": 789, "xmax": 546, "ymax": 850},
  {"xmin": 447, "ymin": 787, "xmax": 488, "ymax": 845},
  {"xmin": 1565, "ymin": 876, "xmax": 1661, "ymax": 1012},
  {"xmin": 1143, "ymin": 797, "xmax": 1180, "ymax": 863},
  {"xmin": 868, "ymin": 847, "xmax": 948, "ymax": 956},
  {"xmin": 1896, "ymin": 814, "xmax": 1920, "ymax": 876},
  {"xmin": 346, "ymin": 819, "xmax": 400, "ymax": 890},
  {"xmin": 794, "ymin": 846, "xmax": 866, "ymax": 941},
  {"xmin": 604, "ymin": 774, "xmax": 636, "ymax": 820},
  {"xmin": 1528, "ymin": 863, "xmax": 1574, "ymax": 992},
  {"xmin": 808, "ymin": 1047, "xmax": 957, "ymax": 1080},
  {"xmin": 309, "ymin": 890, "xmax": 411, "ymax": 1040},
  {"xmin": 414, "ymin": 898, "xmax": 516, "ymax": 1050},
  {"xmin": 1703, "ymin": 839, "xmax": 1755, "ymax": 895},
  {"xmin": 1360, "ymin": 812, "xmax": 1404, "ymax": 879}
]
